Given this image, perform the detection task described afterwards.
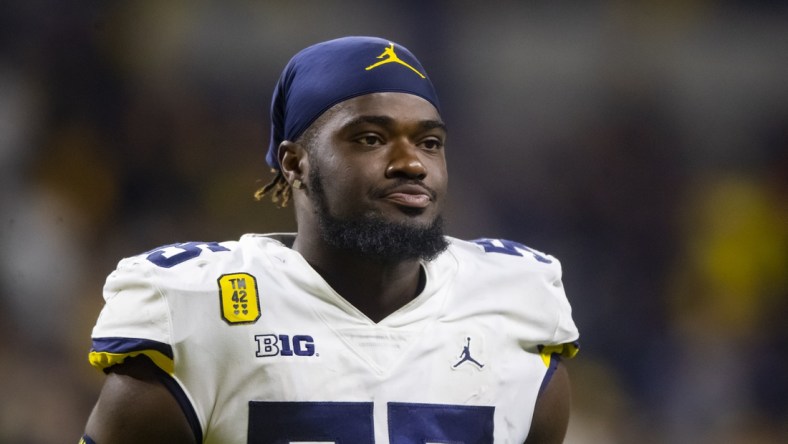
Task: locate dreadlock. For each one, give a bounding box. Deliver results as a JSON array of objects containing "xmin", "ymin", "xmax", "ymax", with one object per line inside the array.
[
  {"xmin": 254, "ymin": 169, "xmax": 293, "ymax": 208},
  {"xmin": 255, "ymin": 111, "xmax": 323, "ymax": 208}
]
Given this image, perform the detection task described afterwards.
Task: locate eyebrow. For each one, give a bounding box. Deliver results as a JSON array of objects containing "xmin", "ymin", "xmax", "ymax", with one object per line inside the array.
[{"xmin": 341, "ymin": 115, "xmax": 447, "ymax": 133}]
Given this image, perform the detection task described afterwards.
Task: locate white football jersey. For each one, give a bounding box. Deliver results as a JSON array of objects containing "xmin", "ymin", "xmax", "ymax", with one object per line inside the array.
[{"xmin": 90, "ymin": 234, "xmax": 579, "ymax": 443}]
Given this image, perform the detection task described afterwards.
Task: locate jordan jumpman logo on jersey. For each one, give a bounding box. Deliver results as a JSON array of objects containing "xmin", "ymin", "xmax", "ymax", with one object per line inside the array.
[
  {"xmin": 453, "ymin": 337, "xmax": 485, "ymax": 369},
  {"xmin": 365, "ymin": 43, "xmax": 426, "ymax": 78}
]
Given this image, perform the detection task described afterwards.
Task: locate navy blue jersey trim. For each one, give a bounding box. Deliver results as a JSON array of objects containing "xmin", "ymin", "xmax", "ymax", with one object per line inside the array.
[
  {"xmin": 152, "ymin": 364, "xmax": 203, "ymax": 443},
  {"xmin": 91, "ymin": 337, "xmax": 174, "ymax": 359},
  {"xmin": 538, "ymin": 353, "xmax": 562, "ymax": 397}
]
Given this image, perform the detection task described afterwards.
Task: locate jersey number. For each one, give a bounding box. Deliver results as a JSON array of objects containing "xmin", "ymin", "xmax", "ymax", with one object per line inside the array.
[
  {"xmin": 472, "ymin": 238, "xmax": 551, "ymax": 264},
  {"xmin": 146, "ymin": 242, "xmax": 230, "ymax": 268},
  {"xmin": 248, "ymin": 401, "xmax": 494, "ymax": 443}
]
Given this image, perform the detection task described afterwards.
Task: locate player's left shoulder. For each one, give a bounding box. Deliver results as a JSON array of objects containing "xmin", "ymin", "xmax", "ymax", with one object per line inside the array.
[
  {"xmin": 447, "ymin": 236, "xmax": 562, "ymax": 276},
  {"xmin": 446, "ymin": 236, "xmax": 579, "ymax": 346}
]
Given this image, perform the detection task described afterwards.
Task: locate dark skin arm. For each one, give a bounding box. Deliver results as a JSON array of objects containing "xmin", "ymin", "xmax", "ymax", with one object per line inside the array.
[
  {"xmin": 84, "ymin": 357, "xmax": 196, "ymax": 444},
  {"xmin": 524, "ymin": 361, "xmax": 572, "ymax": 444}
]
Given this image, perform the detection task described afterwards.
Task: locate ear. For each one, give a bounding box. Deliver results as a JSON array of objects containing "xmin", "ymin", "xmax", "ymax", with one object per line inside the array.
[{"xmin": 278, "ymin": 140, "xmax": 308, "ymax": 185}]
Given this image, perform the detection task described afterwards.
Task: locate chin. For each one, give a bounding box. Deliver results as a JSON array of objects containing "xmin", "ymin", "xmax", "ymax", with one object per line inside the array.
[
  {"xmin": 396, "ymin": 205, "xmax": 430, "ymax": 218},
  {"xmin": 319, "ymin": 207, "xmax": 448, "ymax": 261}
]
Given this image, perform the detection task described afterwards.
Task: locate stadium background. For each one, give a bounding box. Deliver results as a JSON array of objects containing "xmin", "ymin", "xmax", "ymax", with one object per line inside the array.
[{"xmin": 1, "ymin": 1, "xmax": 786, "ymax": 442}]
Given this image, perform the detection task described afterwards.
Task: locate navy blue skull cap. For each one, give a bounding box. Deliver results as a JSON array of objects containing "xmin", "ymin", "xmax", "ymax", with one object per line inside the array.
[{"xmin": 266, "ymin": 36, "xmax": 441, "ymax": 169}]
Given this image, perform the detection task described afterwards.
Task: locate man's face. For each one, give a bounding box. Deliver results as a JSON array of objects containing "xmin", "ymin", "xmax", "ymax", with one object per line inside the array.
[{"xmin": 301, "ymin": 92, "xmax": 449, "ymax": 260}]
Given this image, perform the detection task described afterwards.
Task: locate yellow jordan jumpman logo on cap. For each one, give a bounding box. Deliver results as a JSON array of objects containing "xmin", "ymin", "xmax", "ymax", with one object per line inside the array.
[{"xmin": 365, "ymin": 43, "xmax": 426, "ymax": 78}]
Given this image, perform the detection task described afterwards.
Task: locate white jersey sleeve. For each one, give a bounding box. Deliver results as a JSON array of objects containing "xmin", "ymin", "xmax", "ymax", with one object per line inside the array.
[
  {"xmin": 451, "ymin": 237, "xmax": 579, "ymax": 360},
  {"xmin": 89, "ymin": 253, "xmax": 176, "ymax": 373},
  {"xmin": 89, "ymin": 240, "xmax": 242, "ymax": 376}
]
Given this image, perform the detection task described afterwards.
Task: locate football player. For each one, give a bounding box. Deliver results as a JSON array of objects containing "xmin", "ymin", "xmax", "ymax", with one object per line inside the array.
[{"xmin": 82, "ymin": 36, "xmax": 579, "ymax": 444}]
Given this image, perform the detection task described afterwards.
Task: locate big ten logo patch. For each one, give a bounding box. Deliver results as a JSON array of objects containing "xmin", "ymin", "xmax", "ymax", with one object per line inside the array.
[
  {"xmin": 255, "ymin": 334, "xmax": 316, "ymax": 357},
  {"xmin": 218, "ymin": 273, "xmax": 261, "ymax": 324}
]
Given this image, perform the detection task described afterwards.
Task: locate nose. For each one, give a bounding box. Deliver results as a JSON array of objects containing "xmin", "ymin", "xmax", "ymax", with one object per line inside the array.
[{"xmin": 385, "ymin": 142, "xmax": 427, "ymax": 180}]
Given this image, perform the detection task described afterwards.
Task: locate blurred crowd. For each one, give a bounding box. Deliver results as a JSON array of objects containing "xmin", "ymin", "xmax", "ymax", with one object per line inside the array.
[{"xmin": 1, "ymin": 1, "xmax": 786, "ymax": 443}]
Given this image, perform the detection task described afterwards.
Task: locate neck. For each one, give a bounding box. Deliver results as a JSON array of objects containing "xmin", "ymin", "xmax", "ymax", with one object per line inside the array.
[{"xmin": 293, "ymin": 234, "xmax": 424, "ymax": 323}]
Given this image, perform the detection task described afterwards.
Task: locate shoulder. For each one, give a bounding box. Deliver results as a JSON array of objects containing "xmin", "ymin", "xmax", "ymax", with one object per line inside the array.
[
  {"xmin": 90, "ymin": 234, "xmax": 295, "ymax": 372},
  {"xmin": 134, "ymin": 234, "xmax": 283, "ymax": 272},
  {"xmin": 105, "ymin": 234, "xmax": 294, "ymax": 295},
  {"xmin": 445, "ymin": 236, "xmax": 563, "ymax": 279},
  {"xmin": 99, "ymin": 234, "xmax": 294, "ymax": 317},
  {"xmin": 443, "ymin": 236, "xmax": 579, "ymax": 348}
]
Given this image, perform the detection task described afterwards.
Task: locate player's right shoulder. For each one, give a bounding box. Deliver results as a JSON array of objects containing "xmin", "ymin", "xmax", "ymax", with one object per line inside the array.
[
  {"xmin": 105, "ymin": 234, "xmax": 293, "ymax": 294},
  {"xmin": 106, "ymin": 241, "xmax": 238, "ymax": 291}
]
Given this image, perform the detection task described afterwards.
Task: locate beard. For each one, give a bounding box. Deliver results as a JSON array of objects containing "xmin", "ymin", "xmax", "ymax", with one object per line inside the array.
[{"xmin": 307, "ymin": 165, "xmax": 449, "ymax": 262}]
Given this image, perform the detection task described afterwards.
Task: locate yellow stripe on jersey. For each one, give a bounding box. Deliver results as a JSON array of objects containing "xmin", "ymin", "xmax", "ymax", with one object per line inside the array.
[
  {"xmin": 539, "ymin": 343, "xmax": 580, "ymax": 367},
  {"xmin": 89, "ymin": 349, "xmax": 175, "ymax": 374}
]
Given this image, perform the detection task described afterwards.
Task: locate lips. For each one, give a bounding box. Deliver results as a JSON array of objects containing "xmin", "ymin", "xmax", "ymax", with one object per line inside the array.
[{"xmin": 380, "ymin": 184, "xmax": 434, "ymax": 209}]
